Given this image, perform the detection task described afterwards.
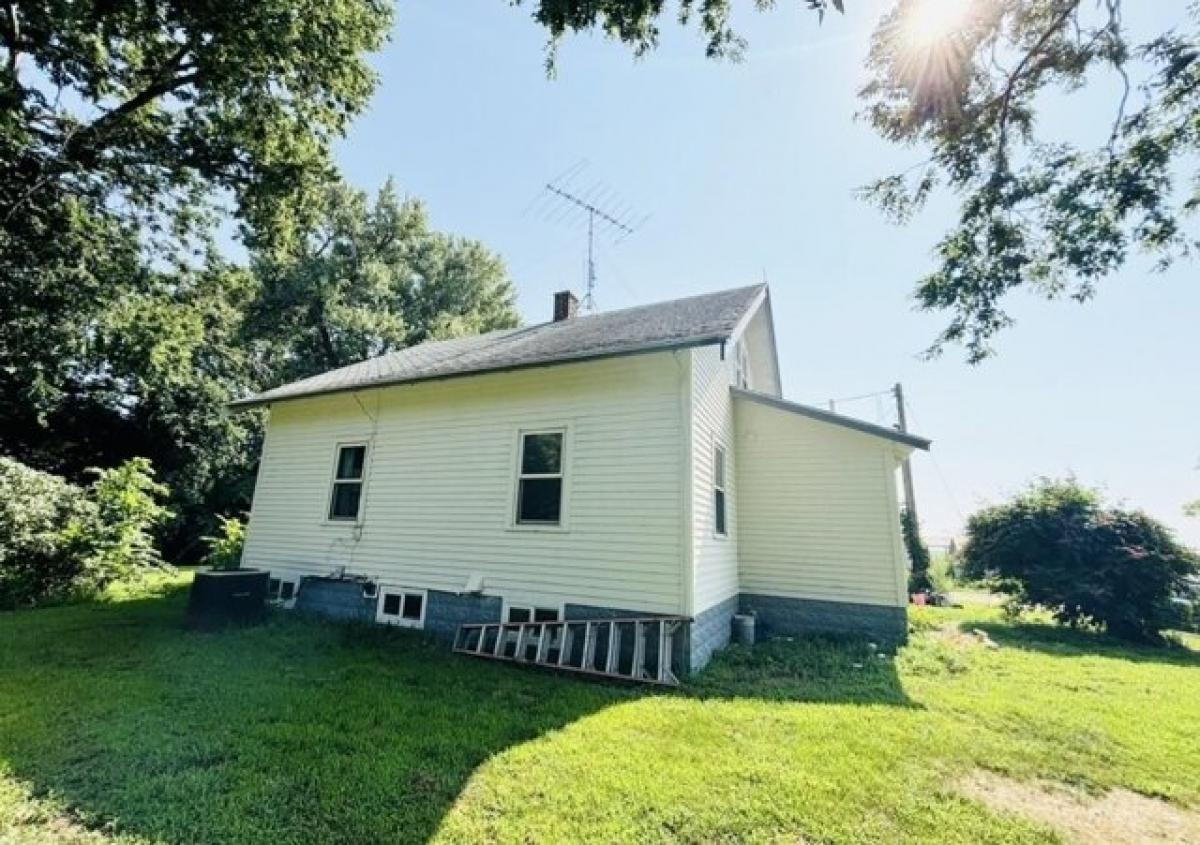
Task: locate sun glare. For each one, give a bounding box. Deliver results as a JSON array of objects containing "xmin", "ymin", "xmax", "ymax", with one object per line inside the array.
[
  {"xmin": 888, "ymin": 0, "xmax": 981, "ymax": 111},
  {"xmin": 902, "ymin": 0, "xmax": 976, "ymax": 49}
]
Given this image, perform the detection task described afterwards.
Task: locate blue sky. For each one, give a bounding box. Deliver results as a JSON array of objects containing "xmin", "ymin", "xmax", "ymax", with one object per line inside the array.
[{"xmin": 333, "ymin": 1, "xmax": 1199, "ymax": 547}]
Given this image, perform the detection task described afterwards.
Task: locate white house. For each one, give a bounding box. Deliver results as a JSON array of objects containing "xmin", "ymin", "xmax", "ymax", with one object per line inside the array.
[{"xmin": 232, "ymin": 284, "xmax": 930, "ymax": 672}]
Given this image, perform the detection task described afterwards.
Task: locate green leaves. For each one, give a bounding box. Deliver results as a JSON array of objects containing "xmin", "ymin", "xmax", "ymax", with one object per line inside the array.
[
  {"xmin": 1, "ymin": 0, "xmax": 391, "ymax": 256},
  {"xmin": 0, "ymin": 456, "xmax": 171, "ymax": 607},
  {"xmin": 515, "ymin": 1, "xmax": 841, "ymax": 71},
  {"xmin": 248, "ymin": 179, "xmax": 520, "ymax": 383},
  {"xmin": 960, "ymin": 477, "xmax": 1199, "ymax": 643}
]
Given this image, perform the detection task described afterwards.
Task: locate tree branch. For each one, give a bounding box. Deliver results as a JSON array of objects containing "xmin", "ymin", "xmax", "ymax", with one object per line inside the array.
[
  {"xmin": 993, "ymin": 0, "xmax": 1082, "ymax": 172},
  {"xmin": 75, "ymin": 70, "xmax": 202, "ymax": 146},
  {"xmin": 2, "ymin": 2, "xmax": 20, "ymax": 78}
]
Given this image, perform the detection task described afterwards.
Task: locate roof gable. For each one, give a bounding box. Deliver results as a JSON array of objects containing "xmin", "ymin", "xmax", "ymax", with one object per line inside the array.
[{"xmin": 232, "ymin": 284, "xmax": 767, "ymax": 408}]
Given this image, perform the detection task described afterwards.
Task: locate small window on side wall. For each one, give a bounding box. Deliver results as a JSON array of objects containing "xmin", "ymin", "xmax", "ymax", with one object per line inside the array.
[
  {"xmin": 735, "ymin": 342, "xmax": 750, "ymax": 390},
  {"xmin": 714, "ymin": 445, "xmax": 728, "ymax": 536},
  {"xmin": 506, "ymin": 604, "xmax": 560, "ymax": 624},
  {"xmin": 328, "ymin": 444, "xmax": 366, "ymax": 521},
  {"xmin": 516, "ymin": 431, "xmax": 564, "ymax": 525}
]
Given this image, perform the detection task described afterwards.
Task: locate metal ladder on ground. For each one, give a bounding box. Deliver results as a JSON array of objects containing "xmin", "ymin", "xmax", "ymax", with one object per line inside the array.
[{"xmin": 453, "ymin": 616, "xmax": 689, "ymax": 686}]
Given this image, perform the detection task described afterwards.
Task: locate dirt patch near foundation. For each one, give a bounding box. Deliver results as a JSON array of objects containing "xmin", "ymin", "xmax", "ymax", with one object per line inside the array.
[{"xmin": 959, "ymin": 770, "xmax": 1200, "ymax": 844}]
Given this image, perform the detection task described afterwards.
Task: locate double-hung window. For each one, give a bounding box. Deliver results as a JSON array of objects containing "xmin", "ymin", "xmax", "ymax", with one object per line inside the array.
[
  {"xmin": 516, "ymin": 430, "xmax": 564, "ymax": 525},
  {"xmin": 328, "ymin": 444, "xmax": 366, "ymax": 521},
  {"xmin": 713, "ymin": 444, "xmax": 728, "ymax": 536}
]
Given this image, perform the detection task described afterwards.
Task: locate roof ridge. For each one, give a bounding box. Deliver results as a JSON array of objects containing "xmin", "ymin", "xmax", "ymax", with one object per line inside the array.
[{"xmin": 525, "ymin": 282, "xmax": 766, "ymax": 331}]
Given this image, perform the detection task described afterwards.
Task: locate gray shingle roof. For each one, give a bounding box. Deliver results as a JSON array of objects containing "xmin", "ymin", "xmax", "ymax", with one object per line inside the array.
[{"xmin": 231, "ymin": 284, "xmax": 767, "ymax": 408}]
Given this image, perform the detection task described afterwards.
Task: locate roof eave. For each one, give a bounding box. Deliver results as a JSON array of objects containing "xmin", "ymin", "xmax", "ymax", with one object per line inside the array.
[{"xmin": 228, "ymin": 334, "xmax": 731, "ymax": 412}]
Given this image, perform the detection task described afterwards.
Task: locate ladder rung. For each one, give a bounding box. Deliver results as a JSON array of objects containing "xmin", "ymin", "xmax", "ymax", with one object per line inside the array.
[
  {"xmin": 558, "ymin": 623, "xmax": 574, "ymax": 667},
  {"xmin": 582, "ymin": 623, "xmax": 597, "ymax": 671},
  {"xmin": 453, "ymin": 615, "xmax": 684, "ymax": 687}
]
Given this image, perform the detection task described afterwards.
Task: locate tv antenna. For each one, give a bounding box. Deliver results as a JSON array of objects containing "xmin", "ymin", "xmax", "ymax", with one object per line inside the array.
[{"xmin": 532, "ymin": 163, "xmax": 647, "ymax": 312}]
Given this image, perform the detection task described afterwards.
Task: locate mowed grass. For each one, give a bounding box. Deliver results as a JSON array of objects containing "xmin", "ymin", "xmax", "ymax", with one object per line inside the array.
[{"xmin": 1, "ymin": 573, "xmax": 1198, "ymax": 844}]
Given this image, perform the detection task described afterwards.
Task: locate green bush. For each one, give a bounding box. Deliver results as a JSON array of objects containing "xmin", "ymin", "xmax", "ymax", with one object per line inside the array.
[
  {"xmin": 203, "ymin": 515, "xmax": 246, "ymax": 571},
  {"xmin": 0, "ymin": 458, "xmax": 97, "ymax": 607},
  {"xmin": 83, "ymin": 458, "xmax": 172, "ymax": 583},
  {"xmin": 0, "ymin": 457, "xmax": 171, "ymax": 608},
  {"xmin": 902, "ymin": 507, "xmax": 932, "ymax": 594},
  {"xmin": 960, "ymin": 478, "xmax": 1199, "ymax": 643}
]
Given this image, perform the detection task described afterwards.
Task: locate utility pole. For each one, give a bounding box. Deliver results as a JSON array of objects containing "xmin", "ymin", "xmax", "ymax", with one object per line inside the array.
[{"xmin": 893, "ymin": 382, "xmax": 918, "ymax": 524}]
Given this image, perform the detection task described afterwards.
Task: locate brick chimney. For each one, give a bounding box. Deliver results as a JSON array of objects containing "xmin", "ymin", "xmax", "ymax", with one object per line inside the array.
[{"xmin": 553, "ymin": 290, "xmax": 579, "ymax": 322}]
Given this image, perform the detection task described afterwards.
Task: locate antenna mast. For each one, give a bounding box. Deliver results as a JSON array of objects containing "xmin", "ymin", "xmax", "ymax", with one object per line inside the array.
[{"xmin": 540, "ymin": 176, "xmax": 643, "ymax": 312}]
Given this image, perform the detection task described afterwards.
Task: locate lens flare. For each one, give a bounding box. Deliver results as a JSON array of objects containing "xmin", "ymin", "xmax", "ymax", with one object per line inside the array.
[
  {"xmin": 887, "ymin": 0, "xmax": 985, "ymax": 116},
  {"xmin": 902, "ymin": 0, "xmax": 976, "ymax": 50}
]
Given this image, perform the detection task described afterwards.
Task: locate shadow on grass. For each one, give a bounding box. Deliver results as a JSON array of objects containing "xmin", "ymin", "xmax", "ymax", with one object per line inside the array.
[
  {"xmin": 0, "ymin": 588, "xmax": 911, "ymax": 843},
  {"xmin": 970, "ymin": 619, "xmax": 1200, "ymax": 667},
  {"xmin": 685, "ymin": 636, "xmax": 916, "ymax": 707}
]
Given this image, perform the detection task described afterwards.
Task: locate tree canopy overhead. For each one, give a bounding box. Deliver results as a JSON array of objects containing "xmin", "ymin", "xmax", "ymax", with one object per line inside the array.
[
  {"xmin": 517, "ymin": 0, "xmax": 842, "ymax": 67},
  {"xmin": 860, "ymin": 0, "xmax": 1200, "ymax": 361},
  {"xmin": 515, "ymin": 0, "xmax": 1199, "ymax": 362},
  {"xmin": 1, "ymin": 0, "xmax": 392, "ymax": 251}
]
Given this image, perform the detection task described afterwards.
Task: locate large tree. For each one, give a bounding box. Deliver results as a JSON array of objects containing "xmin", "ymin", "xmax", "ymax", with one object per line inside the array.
[
  {"xmin": 248, "ymin": 179, "xmax": 520, "ymax": 384},
  {"xmin": 0, "ymin": 0, "xmax": 392, "ymax": 424},
  {"xmin": 0, "ymin": 0, "xmax": 393, "ymax": 557},
  {"xmin": 515, "ymin": 0, "xmax": 1198, "ymax": 361}
]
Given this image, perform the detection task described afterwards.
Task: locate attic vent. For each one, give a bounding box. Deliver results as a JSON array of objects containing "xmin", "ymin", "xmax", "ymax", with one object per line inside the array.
[{"xmin": 553, "ymin": 290, "xmax": 579, "ymax": 322}]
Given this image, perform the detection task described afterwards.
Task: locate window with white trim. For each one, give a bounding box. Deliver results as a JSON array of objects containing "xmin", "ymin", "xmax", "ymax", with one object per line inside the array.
[
  {"xmin": 506, "ymin": 604, "xmax": 561, "ymax": 624},
  {"xmin": 713, "ymin": 444, "xmax": 728, "ymax": 536},
  {"xmin": 516, "ymin": 430, "xmax": 564, "ymax": 525},
  {"xmin": 376, "ymin": 588, "xmax": 425, "ymax": 628},
  {"xmin": 328, "ymin": 444, "xmax": 366, "ymax": 521},
  {"xmin": 267, "ymin": 577, "xmax": 298, "ymax": 603}
]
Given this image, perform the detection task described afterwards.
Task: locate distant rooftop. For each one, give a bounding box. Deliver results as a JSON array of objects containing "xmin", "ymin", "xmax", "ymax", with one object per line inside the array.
[{"xmin": 231, "ymin": 284, "xmax": 767, "ymax": 409}]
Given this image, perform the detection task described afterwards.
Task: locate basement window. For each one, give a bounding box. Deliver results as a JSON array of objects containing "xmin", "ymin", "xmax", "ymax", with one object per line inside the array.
[
  {"xmin": 328, "ymin": 444, "xmax": 366, "ymax": 521},
  {"xmin": 377, "ymin": 588, "xmax": 425, "ymax": 628},
  {"xmin": 515, "ymin": 430, "xmax": 564, "ymax": 525},
  {"xmin": 267, "ymin": 577, "xmax": 297, "ymax": 603},
  {"xmin": 714, "ymin": 444, "xmax": 728, "ymax": 537},
  {"xmin": 506, "ymin": 605, "xmax": 561, "ymax": 624}
]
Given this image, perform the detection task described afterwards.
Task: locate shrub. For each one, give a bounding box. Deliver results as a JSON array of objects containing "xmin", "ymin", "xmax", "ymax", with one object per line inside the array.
[
  {"xmin": 203, "ymin": 515, "xmax": 246, "ymax": 571},
  {"xmin": 902, "ymin": 507, "xmax": 932, "ymax": 593},
  {"xmin": 83, "ymin": 458, "xmax": 172, "ymax": 583},
  {"xmin": 0, "ymin": 457, "xmax": 171, "ymax": 608},
  {"xmin": 960, "ymin": 478, "xmax": 1200, "ymax": 643},
  {"xmin": 0, "ymin": 458, "xmax": 98, "ymax": 607}
]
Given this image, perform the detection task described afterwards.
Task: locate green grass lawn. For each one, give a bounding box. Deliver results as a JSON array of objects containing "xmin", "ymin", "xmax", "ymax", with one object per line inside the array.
[{"xmin": 1, "ymin": 573, "xmax": 1197, "ymax": 844}]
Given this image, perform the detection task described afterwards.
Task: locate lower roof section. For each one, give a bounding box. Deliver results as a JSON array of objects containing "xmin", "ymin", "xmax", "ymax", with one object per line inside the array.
[{"xmin": 731, "ymin": 388, "xmax": 932, "ymax": 451}]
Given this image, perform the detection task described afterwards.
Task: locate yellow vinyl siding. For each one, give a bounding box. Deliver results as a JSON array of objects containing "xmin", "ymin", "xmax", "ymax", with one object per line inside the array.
[
  {"xmin": 734, "ymin": 395, "xmax": 908, "ymax": 608},
  {"xmin": 242, "ymin": 351, "xmax": 687, "ymax": 614},
  {"xmin": 690, "ymin": 344, "xmax": 740, "ymax": 613}
]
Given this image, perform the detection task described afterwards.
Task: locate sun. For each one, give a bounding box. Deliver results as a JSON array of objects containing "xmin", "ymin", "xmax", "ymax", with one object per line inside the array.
[
  {"xmin": 886, "ymin": 0, "xmax": 982, "ymax": 111},
  {"xmin": 901, "ymin": 0, "xmax": 977, "ymax": 50}
]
